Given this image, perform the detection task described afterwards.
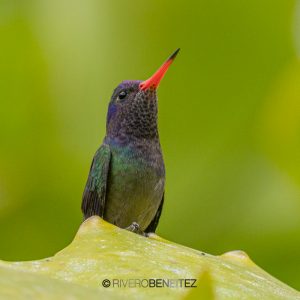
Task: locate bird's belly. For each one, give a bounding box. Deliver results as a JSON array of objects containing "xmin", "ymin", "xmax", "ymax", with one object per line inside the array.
[{"xmin": 104, "ymin": 152, "xmax": 165, "ymax": 231}]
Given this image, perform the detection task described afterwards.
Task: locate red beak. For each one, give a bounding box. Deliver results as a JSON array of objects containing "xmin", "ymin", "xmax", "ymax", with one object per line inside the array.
[{"xmin": 139, "ymin": 48, "xmax": 180, "ymax": 91}]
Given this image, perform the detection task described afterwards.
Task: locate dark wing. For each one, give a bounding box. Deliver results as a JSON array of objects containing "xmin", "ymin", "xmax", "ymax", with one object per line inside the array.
[
  {"xmin": 81, "ymin": 143, "xmax": 111, "ymax": 220},
  {"xmin": 145, "ymin": 192, "xmax": 164, "ymax": 233}
]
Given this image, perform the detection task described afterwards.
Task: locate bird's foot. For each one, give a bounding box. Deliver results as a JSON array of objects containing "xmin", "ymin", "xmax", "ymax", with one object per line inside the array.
[
  {"xmin": 125, "ymin": 222, "xmax": 140, "ymax": 233},
  {"xmin": 125, "ymin": 222, "xmax": 145, "ymax": 235}
]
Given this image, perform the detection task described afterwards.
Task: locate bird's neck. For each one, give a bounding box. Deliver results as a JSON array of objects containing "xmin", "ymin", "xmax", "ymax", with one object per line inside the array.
[
  {"xmin": 105, "ymin": 130, "xmax": 160, "ymax": 147},
  {"xmin": 105, "ymin": 135, "xmax": 163, "ymax": 166},
  {"xmin": 107, "ymin": 109, "xmax": 159, "ymax": 142}
]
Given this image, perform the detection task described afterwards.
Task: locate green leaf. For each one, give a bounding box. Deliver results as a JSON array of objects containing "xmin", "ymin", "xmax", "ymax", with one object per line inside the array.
[
  {"xmin": 185, "ymin": 269, "xmax": 215, "ymax": 300},
  {"xmin": 0, "ymin": 216, "xmax": 299, "ymax": 299}
]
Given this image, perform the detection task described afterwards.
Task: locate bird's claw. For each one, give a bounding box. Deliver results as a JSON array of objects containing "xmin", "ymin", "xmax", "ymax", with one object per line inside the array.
[
  {"xmin": 125, "ymin": 222, "xmax": 145, "ymax": 235},
  {"xmin": 125, "ymin": 222, "xmax": 140, "ymax": 232}
]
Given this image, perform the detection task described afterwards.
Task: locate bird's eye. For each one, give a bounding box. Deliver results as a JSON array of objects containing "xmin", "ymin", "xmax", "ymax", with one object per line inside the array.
[{"xmin": 118, "ymin": 91, "xmax": 127, "ymax": 100}]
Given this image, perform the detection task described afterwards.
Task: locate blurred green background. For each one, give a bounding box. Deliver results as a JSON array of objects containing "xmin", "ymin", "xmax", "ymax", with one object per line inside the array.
[{"xmin": 1, "ymin": 0, "xmax": 300, "ymax": 290}]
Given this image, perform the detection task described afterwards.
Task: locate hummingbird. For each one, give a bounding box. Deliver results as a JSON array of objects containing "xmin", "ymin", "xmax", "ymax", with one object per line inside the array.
[{"xmin": 81, "ymin": 49, "xmax": 180, "ymax": 234}]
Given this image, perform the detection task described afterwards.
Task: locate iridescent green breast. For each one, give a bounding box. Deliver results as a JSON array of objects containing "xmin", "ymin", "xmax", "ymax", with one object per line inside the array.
[{"xmin": 104, "ymin": 140, "xmax": 165, "ymax": 231}]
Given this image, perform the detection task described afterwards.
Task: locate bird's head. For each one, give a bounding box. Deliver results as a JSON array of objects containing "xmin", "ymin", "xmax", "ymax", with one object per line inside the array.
[{"xmin": 106, "ymin": 49, "xmax": 179, "ymax": 142}]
